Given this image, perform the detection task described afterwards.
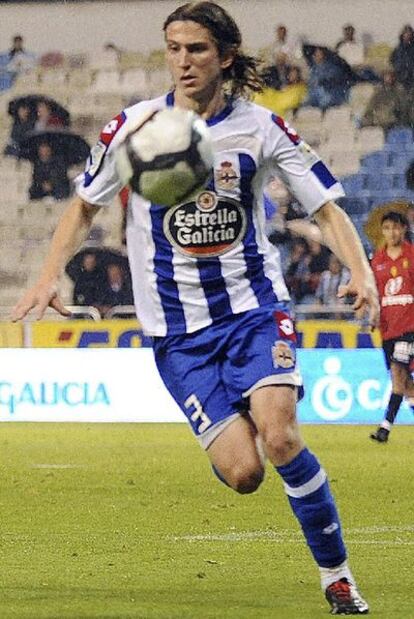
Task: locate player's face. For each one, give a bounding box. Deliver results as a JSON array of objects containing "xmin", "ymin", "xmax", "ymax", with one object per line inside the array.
[
  {"xmin": 165, "ymin": 20, "xmax": 234, "ymax": 105},
  {"xmin": 381, "ymin": 220, "xmax": 406, "ymax": 247}
]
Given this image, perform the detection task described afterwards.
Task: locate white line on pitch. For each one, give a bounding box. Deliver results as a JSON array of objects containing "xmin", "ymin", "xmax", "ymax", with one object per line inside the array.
[{"xmin": 30, "ymin": 464, "xmax": 86, "ymax": 469}]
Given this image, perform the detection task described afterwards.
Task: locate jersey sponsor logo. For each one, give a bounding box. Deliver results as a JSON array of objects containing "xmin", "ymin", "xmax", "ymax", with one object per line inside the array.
[
  {"xmin": 215, "ymin": 160, "xmax": 239, "ymax": 190},
  {"xmin": 272, "ymin": 340, "xmax": 295, "ymax": 369},
  {"xmin": 163, "ymin": 191, "xmax": 247, "ymax": 257},
  {"xmin": 271, "ymin": 114, "xmax": 300, "ymax": 145},
  {"xmin": 384, "ymin": 276, "xmax": 403, "ymax": 296},
  {"xmin": 382, "ymin": 293, "xmax": 414, "ymax": 307}
]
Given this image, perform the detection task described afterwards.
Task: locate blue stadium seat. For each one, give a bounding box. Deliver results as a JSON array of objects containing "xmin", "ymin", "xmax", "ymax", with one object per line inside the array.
[
  {"xmin": 388, "ymin": 153, "xmax": 413, "ymax": 171},
  {"xmin": 392, "ymin": 174, "xmax": 407, "ymax": 190},
  {"xmin": 361, "ymin": 151, "xmax": 390, "ymax": 171},
  {"xmin": 365, "ymin": 174, "xmax": 394, "ymax": 191},
  {"xmin": 340, "ymin": 174, "xmax": 367, "ymax": 195},
  {"xmin": 386, "ymin": 127, "xmax": 413, "ymax": 145},
  {"xmin": 369, "ymin": 190, "xmax": 400, "ymax": 206},
  {"xmin": 337, "ymin": 197, "xmax": 371, "ymax": 215}
]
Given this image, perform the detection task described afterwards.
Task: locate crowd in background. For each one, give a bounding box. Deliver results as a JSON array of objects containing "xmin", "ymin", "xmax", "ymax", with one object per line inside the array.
[
  {"xmin": 1, "ymin": 22, "xmax": 414, "ymax": 317},
  {"xmin": 253, "ymin": 22, "xmax": 414, "ymax": 125}
]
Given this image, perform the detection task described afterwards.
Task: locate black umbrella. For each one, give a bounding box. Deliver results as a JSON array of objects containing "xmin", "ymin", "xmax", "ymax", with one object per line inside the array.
[
  {"xmin": 8, "ymin": 94, "xmax": 71, "ymax": 126},
  {"xmin": 65, "ymin": 248, "xmax": 130, "ymax": 282},
  {"xmin": 19, "ymin": 129, "xmax": 90, "ymax": 166}
]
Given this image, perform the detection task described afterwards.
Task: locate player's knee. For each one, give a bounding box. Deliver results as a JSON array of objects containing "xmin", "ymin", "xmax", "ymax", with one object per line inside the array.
[
  {"xmin": 230, "ymin": 463, "xmax": 264, "ymax": 494},
  {"xmin": 261, "ymin": 426, "xmax": 301, "ymax": 465}
]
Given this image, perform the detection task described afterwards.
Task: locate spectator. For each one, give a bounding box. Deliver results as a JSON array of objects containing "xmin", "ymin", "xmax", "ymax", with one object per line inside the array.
[
  {"xmin": 71, "ymin": 252, "xmax": 106, "ymax": 308},
  {"xmin": 335, "ymin": 24, "xmax": 379, "ymax": 83},
  {"xmin": 254, "ymin": 65, "xmax": 307, "ymax": 117},
  {"xmin": 35, "ymin": 100, "xmax": 67, "ymax": 130},
  {"xmin": 335, "ymin": 24, "xmax": 365, "ymax": 68},
  {"xmin": 90, "ymin": 41, "xmax": 123, "ymax": 71},
  {"xmin": 316, "ymin": 254, "xmax": 351, "ymax": 306},
  {"xmin": 98, "ymin": 263, "xmax": 134, "ymax": 316},
  {"xmin": 284, "ymin": 238, "xmax": 311, "ymax": 303},
  {"xmin": 3, "ymin": 102, "xmax": 35, "ymax": 158},
  {"xmin": 28, "ymin": 142, "xmax": 71, "ymax": 201},
  {"xmin": 299, "ymin": 239, "xmax": 331, "ymax": 303},
  {"xmin": 271, "ymin": 24, "xmax": 302, "ymax": 67},
  {"xmin": 6, "ymin": 34, "xmax": 36, "ymax": 75},
  {"xmin": 360, "ymin": 69, "xmax": 409, "ymax": 130},
  {"xmin": 8, "ymin": 35, "xmax": 25, "ymax": 61},
  {"xmin": 390, "ymin": 25, "xmax": 414, "ymax": 90},
  {"xmin": 305, "ymin": 46, "xmax": 352, "ymax": 110}
]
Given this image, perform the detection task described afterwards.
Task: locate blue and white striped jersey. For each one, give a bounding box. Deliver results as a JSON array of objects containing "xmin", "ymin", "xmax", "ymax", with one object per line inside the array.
[{"xmin": 75, "ymin": 93, "xmax": 344, "ymax": 336}]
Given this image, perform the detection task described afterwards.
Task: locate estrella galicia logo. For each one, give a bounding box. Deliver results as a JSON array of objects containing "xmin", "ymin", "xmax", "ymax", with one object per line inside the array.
[{"xmin": 163, "ymin": 191, "xmax": 246, "ymax": 257}]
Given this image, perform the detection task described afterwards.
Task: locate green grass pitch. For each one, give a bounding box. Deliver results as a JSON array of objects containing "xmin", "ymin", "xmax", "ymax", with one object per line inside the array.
[{"xmin": 0, "ymin": 423, "xmax": 413, "ymax": 618}]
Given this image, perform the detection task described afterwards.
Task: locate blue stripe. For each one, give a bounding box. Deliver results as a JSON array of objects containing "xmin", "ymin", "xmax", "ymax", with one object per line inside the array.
[
  {"xmin": 197, "ymin": 172, "xmax": 232, "ymax": 320},
  {"xmin": 311, "ymin": 160, "xmax": 337, "ymax": 189},
  {"xmin": 150, "ymin": 206, "xmax": 186, "ymax": 333},
  {"xmin": 197, "ymin": 257, "xmax": 232, "ymax": 320},
  {"xmin": 239, "ymin": 154, "xmax": 278, "ymax": 305}
]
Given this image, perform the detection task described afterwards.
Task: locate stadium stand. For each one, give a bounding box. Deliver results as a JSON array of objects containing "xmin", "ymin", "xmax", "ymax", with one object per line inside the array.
[{"xmin": 0, "ymin": 39, "xmax": 413, "ymax": 310}]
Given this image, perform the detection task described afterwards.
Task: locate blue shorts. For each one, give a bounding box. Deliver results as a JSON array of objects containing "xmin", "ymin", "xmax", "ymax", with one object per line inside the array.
[{"xmin": 153, "ymin": 304, "xmax": 303, "ymax": 449}]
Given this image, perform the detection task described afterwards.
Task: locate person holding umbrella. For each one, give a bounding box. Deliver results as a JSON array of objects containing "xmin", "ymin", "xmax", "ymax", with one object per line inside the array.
[
  {"xmin": 19, "ymin": 129, "xmax": 90, "ymax": 202},
  {"xmin": 3, "ymin": 101, "xmax": 35, "ymax": 158},
  {"xmin": 28, "ymin": 141, "xmax": 71, "ymax": 201},
  {"xmin": 369, "ymin": 210, "xmax": 414, "ymax": 443}
]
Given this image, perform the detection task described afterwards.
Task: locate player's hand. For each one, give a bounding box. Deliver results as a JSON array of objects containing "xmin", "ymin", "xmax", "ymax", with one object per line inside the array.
[
  {"xmin": 11, "ymin": 282, "xmax": 72, "ymax": 322},
  {"xmin": 337, "ymin": 272, "xmax": 380, "ymax": 329}
]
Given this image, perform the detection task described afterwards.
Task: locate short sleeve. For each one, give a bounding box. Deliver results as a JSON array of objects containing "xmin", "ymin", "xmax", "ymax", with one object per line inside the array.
[
  {"xmin": 75, "ymin": 111, "xmax": 130, "ymax": 207},
  {"xmin": 262, "ymin": 114, "xmax": 345, "ymax": 217}
]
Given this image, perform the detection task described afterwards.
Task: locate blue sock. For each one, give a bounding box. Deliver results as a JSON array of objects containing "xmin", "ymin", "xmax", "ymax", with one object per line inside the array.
[{"xmin": 276, "ymin": 448, "xmax": 347, "ymax": 568}]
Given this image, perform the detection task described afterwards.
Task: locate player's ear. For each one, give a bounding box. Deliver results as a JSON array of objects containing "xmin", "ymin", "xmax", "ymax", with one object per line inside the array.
[{"xmin": 220, "ymin": 47, "xmax": 236, "ymax": 70}]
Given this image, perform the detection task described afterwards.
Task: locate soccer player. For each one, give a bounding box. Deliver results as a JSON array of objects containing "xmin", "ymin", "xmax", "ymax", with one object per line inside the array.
[
  {"xmin": 12, "ymin": 2, "xmax": 378, "ymax": 614},
  {"xmin": 370, "ymin": 211, "xmax": 414, "ymax": 443}
]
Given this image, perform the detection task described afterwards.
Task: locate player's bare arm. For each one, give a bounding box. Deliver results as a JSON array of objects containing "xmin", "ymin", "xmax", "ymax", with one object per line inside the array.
[
  {"xmin": 11, "ymin": 197, "xmax": 100, "ymax": 322},
  {"xmin": 313, "ymin": 200, "xmax": 379, "ymax": 326}
]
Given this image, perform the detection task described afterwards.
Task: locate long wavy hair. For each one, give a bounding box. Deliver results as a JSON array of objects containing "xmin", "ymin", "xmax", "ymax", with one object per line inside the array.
[{"xmin": 163, "ymin": 1, "xmax": 263, "ymax": 98}]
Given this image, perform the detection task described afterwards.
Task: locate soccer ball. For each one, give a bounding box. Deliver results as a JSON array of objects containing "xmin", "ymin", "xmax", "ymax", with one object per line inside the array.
[{"xmin": 115, "ymin": 107, "xmax": 214, "ymax": 207}]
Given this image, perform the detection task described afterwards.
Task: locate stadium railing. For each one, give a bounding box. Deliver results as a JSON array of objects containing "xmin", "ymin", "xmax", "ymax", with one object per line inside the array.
[
  {"xmin": 0, "ymin": 304, "xmax": 358, "ymax": 322},
  {"xmin": 0, "ymin": 305, "xmax": 102, "ymax": 322}
]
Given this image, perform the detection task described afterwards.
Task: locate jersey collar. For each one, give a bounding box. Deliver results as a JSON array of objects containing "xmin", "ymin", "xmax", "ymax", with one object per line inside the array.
[{"xmin": 165, "ymin": 91, "xmax": 233, "ymax": 127}]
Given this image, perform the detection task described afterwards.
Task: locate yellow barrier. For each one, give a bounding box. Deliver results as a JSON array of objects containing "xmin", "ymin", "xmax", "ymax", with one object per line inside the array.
[
  {"xmin": 30, "ymin": 320, "xmax": 148, "ymax": 348},
  {"xmin": 296, "ymin": 320, "xmax": 382, "ymax": 349},
  {"xmin": 0, "ymin": 319, "xmax": 382, "ymax": 349},
  {"xmin": 0, "ymin": 323, "xmax": 23, "ymax": 347}
]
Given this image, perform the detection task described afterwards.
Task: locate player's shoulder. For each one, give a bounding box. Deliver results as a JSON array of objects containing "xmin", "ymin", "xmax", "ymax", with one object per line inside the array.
[
  {"xmin": 100, "ymin": 94, "xmax": 168, "ymax": 149},
  {"xmin": 233, "ymin": 98, "xmax": 299, "ymax": 141},
  {"xmin": 235, "ymin": 98, "xmax": 279, "ymax": 125}
]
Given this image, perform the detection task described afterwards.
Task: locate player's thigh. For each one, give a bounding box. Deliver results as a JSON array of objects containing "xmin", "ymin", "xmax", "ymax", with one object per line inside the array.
[
  {"xmin": 153, "ymin": 335, "xmax": 236, "ymax": 443},
  {"xmin": 207, "ymin": 414, "xmax": 264, "ymax": 491},
  {"xmin": 223, "ymin": 304, "xmax": 302, "ymax": 406},
  {"xmin": 250, "ymin": 384, "xmax": 304, "ymax": 466}
]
